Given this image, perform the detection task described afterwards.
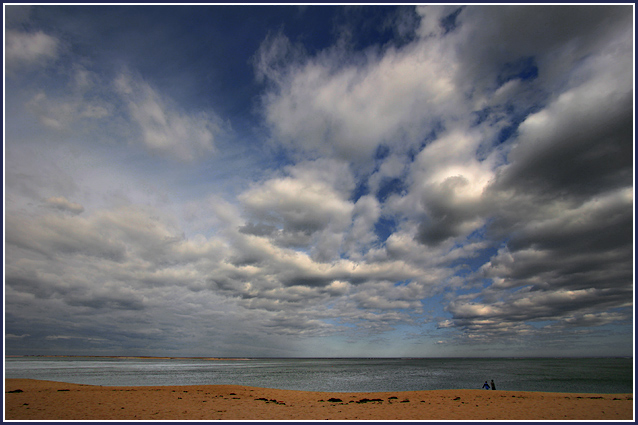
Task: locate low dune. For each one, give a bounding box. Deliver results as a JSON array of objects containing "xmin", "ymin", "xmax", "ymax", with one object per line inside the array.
[{"xmin": 4, "ymin": 378, "xmax": 633, "ymax": 421}]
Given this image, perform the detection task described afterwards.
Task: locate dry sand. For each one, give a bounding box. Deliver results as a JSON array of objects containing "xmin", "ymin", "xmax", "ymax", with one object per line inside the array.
[{"xmin": 4, "ymin": 378, "xmax": 634, "ymax": 421}]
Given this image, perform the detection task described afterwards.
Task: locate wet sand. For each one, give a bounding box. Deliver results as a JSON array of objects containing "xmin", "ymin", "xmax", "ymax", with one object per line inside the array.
[{"xmin": 4, "ymin": 378, "xmax": 634, "ymax": 421}]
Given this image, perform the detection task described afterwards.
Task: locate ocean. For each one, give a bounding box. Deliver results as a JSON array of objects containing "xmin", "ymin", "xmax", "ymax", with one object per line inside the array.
[{"xmin": 4, "ymin": 357, "xmax": 633, "ymax": 394}]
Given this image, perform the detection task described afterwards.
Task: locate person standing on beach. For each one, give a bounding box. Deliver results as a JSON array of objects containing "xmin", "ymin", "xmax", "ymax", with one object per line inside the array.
[
  {"xmin": 490, "ymin": 380, "xmax": 496, "ymax": 390},
  {"xmin": 482, "ymin": 381, "xmax": 490, "ymax": 390}
]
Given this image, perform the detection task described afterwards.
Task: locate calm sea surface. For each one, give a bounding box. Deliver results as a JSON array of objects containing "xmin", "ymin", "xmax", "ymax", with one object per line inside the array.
[{"xmin": 4, "ymin": 357, "xmax": 633, "ymax": 394}]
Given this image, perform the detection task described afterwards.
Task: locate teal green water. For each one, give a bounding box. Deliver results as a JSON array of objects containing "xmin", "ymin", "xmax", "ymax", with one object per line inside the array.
[{"xmin": 4, "ymin": 357, "xmax": 633, "ymax": 393}]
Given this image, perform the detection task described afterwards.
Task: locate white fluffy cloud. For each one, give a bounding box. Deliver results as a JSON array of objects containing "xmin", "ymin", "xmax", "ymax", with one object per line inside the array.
[{"xmin": 257, "ymin": 29, "xmax": 463, "ymax": 163}]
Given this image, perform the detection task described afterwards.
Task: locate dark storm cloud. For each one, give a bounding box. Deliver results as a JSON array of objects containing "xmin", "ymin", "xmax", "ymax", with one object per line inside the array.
[
  {"xmin": 444, "ymin": 184, "xmax": 633, "ymax": 341},
  {"xmin": 238, "ymin": 222, "xmax": 279, "ymax": 237},
  {"xmin": 505, "ymin": 195, "xmax": 633, "ymax": 260},
  {"xmin": 492, "ymin": 91, "xmax": 633, "ymax": 200},
  {"xmin": 415, "ymin": 175, "xmax": 487, "ymax": 246},
  {"xmin": 445, "ymin": 284, "xmax": 632, "ymax": 340},
  {"xmin": 406, "ymin": 5, "xmax": 634, "ymax": 345},
  {"xmin": 450, "ymin": 5, "xmax": 632, "ymax": 92}
]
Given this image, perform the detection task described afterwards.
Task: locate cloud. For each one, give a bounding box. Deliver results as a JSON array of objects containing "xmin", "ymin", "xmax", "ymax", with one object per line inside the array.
[
  {"xmin": 5, "ymin": 29, "xmax": 59, "ymax": 73},
  {"xmin": 6, "ymin": 213, "xmax": 126, "ymax": 262},
  {"xmin": 239, "ymin": 158, "xmax": 356, "ymax": 260},
  {"xmin": 17, "ymin": 64, "xmax": 113, "ymax": 133},
  {"xmin": 4, "ymin": 203, "xmax": 230, "ymax": 352},
  {"xmin": 492, "ymin": 73, "xmax": 633, "ymax": 200},
  {"xmin": 44, "ymin": 196, "xmax": 85, "ymax": 215},
  {"xmin": 6, "ymin": 334, "xmax": 31, "ymax": 339},
  {"xmin": 321, "ymin": 5, "xmax": 634, "ymax": 345},
  {"xmin": 441, "ymin": 183, "xmax": 633, "ymax": 341},
  {"xmin": 415, "ymin": 5, "xmax": 462, "ymax": 38},
  {"xmin": 4, "ymin": 5, "xmax": 633, "ymax": 357},
  {"xmin": 447, "ymin": 5, "xmax": 632, "ymax": 98},
  {"xmin": 256, "ymin": 26, "xmax": 463, "ymax": 163},
  {"xmin": 407, "ymin": 129, "xmax": 497, "ymax": 246},
  {"xmin": 9, "ymin": 41, "xmax": 225, "ymax": 163},
  {"xmin": 114, "ymin": 71, "xmax": 223, "ymax": 161},
  {"xmin": 445, "ymin": 284, "xmax": 632, "ymax": 343}
]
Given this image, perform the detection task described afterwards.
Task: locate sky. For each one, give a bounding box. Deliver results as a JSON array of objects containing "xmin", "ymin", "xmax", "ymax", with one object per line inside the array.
[{"xmin": 3, "ymin": 4, "xmax": 635, "ymax": 358}]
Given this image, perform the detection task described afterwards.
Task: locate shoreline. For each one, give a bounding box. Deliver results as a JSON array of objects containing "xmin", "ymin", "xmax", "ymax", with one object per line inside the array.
[{"xmin": 4, "ymin": 379, "xmax": 634, "ymax": 421}]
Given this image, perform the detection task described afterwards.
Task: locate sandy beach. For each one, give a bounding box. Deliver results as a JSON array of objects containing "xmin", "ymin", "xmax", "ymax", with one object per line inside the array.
[{"xmin": 4, "ymin": 378, "xmax": 633, "ymax": 421}]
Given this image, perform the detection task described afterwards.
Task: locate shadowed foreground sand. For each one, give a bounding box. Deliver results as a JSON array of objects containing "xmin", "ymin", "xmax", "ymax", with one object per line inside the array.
[{"xmin": 4, "ymin": 379, "xmax": 634, "ymax": 421}]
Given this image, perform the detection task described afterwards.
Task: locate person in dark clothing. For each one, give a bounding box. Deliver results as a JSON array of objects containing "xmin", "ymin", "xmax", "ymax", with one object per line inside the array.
[
  {"xmin": 490, "ymin": 380, "xmax": 496, "ymax": 390},
  {"xmin": 482, "ymin": 381, "xmax": 490, "ymax": 390}
]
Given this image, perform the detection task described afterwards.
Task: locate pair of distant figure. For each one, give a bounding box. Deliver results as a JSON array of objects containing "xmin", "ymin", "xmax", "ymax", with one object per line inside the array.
[{"xmin": 482, "ymin": 380, "xmax": 496, "ymax": 390}]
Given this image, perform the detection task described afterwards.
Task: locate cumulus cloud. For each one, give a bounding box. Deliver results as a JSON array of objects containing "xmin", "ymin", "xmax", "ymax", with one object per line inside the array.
[
  {"xmin": 4, "ymin": 195, "xmax": 431, "ymax": 353},
  {"xmin": 407, "ymin": 129, "xmax": 498, "ymax": 246},
  {"xmin": 256, "ymin": 26, "xmax": 463, "ymax": 163},
  {"xmin": 239, "ymin": 158, "xmax": 356, "ymax": 260}
]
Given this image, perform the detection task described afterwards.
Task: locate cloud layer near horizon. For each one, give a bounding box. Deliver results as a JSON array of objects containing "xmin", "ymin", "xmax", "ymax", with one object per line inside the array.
[{"xmin": 4, "ymin": 5, "xmax": 634, "ymax": 357}]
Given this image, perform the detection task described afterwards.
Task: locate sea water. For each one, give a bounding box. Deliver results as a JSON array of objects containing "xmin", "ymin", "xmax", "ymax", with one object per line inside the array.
[{"xmin": 4, "ymin": 357, "xmax": 633, "ymax": 394}]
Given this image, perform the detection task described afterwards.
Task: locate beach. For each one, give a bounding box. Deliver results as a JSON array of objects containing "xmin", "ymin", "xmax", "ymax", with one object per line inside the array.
[{"xmin": 4, "ymin": 378, "xmax": 633, "ymax": 421}]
